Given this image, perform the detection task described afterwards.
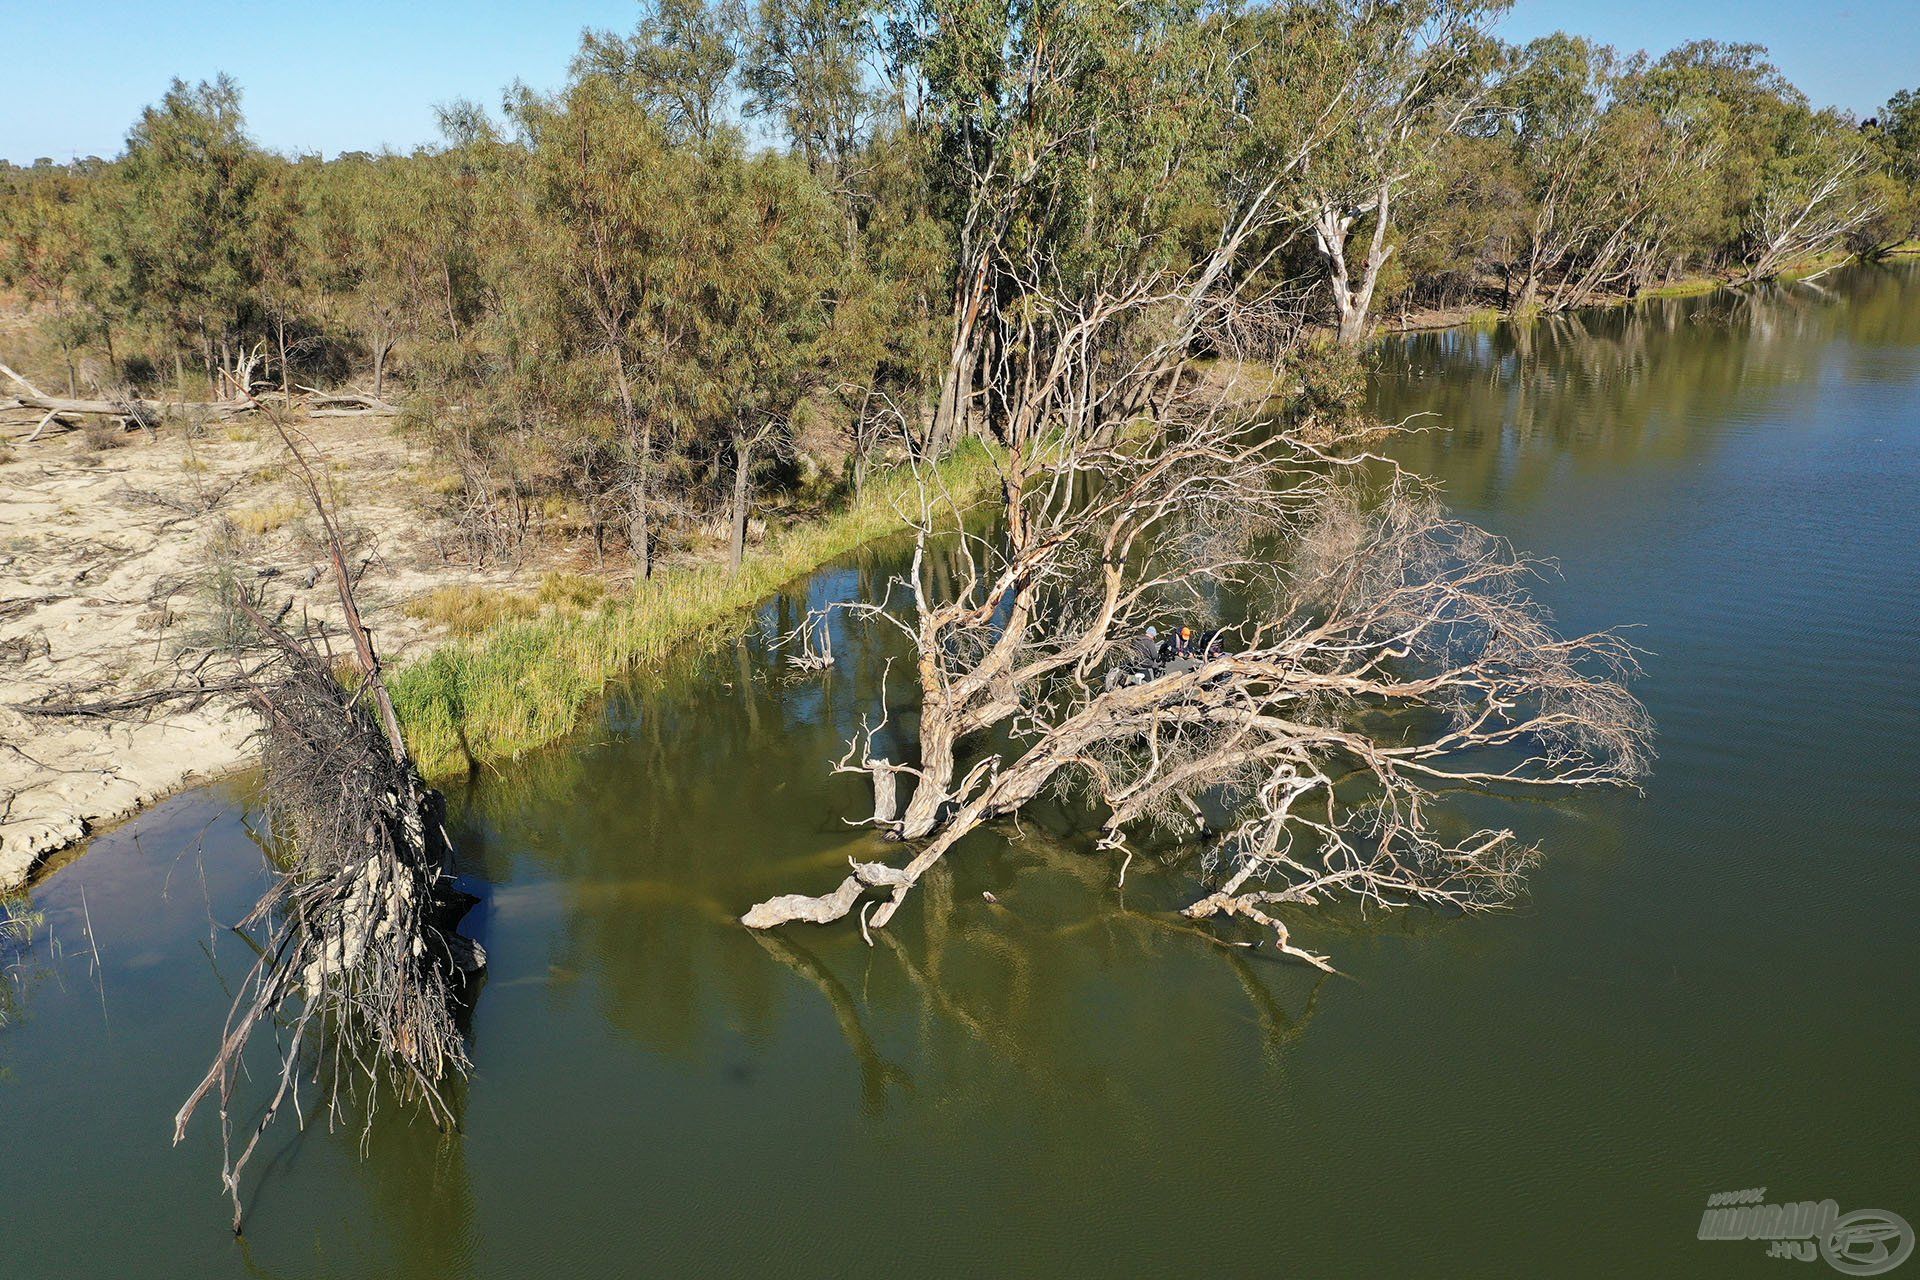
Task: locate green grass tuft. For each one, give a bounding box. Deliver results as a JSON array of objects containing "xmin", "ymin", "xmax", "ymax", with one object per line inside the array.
[
  {"xmin": 1639, "ymin": 276, "xmax": 1724, "ymax": 300},
  {"xmin": 388, "ymin": 442, "xmax": 997, "ymax": 777}
]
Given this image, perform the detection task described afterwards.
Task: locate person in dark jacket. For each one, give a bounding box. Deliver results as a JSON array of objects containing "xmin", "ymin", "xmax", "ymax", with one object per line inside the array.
[{"xmin": 1131, "ymin": 626, "xmax": 1163, "ymax": 671}]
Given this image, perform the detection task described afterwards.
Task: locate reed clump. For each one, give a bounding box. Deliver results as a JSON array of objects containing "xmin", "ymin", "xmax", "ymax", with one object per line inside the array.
[{"xmin": 389, "ymin": 443, "xmax": 996, "ymax": 776}]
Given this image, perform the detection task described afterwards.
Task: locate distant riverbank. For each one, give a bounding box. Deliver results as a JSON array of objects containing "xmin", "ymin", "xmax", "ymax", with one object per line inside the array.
[{"xmin": 1377, "ymin": 244, "xmax": 1920, "ymax": 338}]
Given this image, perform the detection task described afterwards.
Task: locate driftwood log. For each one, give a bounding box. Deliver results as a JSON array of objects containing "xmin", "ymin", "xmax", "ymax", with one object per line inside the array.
[{"xmin": 0, "ymin": 363, "xmax": 400, "ymax": 433}]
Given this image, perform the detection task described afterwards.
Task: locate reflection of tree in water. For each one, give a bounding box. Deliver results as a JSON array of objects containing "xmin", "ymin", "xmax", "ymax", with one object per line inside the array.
[
  {"xmin": 751, "ymin": 930, "xmax": 910, "ymax": 1113},
  {"xmin": 429, "ymin": 563, "xmax": 1346, "ymax": 1114},
  {"xmin": 236, "ymin": 1076, "xmax": 477, "ymax": 1280},
  {"xmin": 1369, "ymin": 263, "xmax": 1920, "ymax": 511}
]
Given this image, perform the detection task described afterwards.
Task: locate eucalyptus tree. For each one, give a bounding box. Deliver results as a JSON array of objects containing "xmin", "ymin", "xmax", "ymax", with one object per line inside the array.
[
  {"xmin": 1252, "ymin": 0, "xmax": 1504, "ymax": 343},
  {"xmin": 1854, "ymin": 90, "xmax": 1920, "ymax": 257},
  {"xmin": 576, "ymin": 0, "xmax": 745, "ymax": 145},
  {"xmin": 1493, "ymin": 37, "xmax": 1722, "ymax": 311},
  {"xmin": 1495, "ymin": 34, "xmax": 1617, "ymax": 309},
  {"xmin": 1626, "ymin": 41, "xmax": 1880, "ymax": 283},
  {"xmin": 740, "ymin": 0, "xmax": 1658, "ymax": 959},
  {"xmin": 909, "ymin": 0, "xmax": 1252, "ymax": 452},
  {"xmin": 1623, "ymin": 41, "xmax": 1803, "ymax": 270},
  {"xmin": 1876, "ymin": 89, "xmax": 1920, "ymax": 184},
  {"xmin": 1740, "ymin": 105, "xmax": 1882, "ymax": 282}
]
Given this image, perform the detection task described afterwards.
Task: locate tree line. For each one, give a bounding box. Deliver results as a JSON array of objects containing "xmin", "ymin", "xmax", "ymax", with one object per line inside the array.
[{"xmin": 4, "ymin": 0, "xmax": 1916, "ymax": 573}]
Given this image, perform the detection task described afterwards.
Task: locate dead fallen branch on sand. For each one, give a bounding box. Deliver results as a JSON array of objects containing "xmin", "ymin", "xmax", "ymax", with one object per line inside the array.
[
  {"xmin": 0, "ymin": 362, "xmax": 400, "ymax": 433},
  {"xmin": 10, "ymin": 678, "xmax": 249, "ymax": 719}
]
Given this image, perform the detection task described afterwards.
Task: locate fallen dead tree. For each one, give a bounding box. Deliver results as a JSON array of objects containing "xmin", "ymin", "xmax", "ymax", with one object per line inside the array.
[
  {"xmin": 172, "ymin": 413, "xmax": 481, "ymax": 1234},
  {"xmin": 300, "ymin": 387, "xmax": 404, "ymax": 418},
  {"xmin": 742, "ymin": 202, "xmax": 1653, "ymax": 963},
  {"xmin": 0, "ymin": 362, "xmax": 400, "ymax": 435},
  {"xmin": 745, "ymin": 405, "xmax": 1653, "ymax": 967}
]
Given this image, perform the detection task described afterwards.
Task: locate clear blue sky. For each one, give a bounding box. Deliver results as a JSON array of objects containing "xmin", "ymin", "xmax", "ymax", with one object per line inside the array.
[{"xmin": 5, "ymin": 0, "xmax": 1915, "ymax": 164}]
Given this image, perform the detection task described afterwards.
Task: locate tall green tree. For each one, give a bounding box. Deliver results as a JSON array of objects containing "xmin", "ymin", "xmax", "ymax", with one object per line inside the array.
[
  {"xmin": 1259, "ymin": 0, "xmax": 1505, "ymax": 343},
  {"xmin": 105, "ymin": 75, "xmax": 269, "ymax": 392},
  {"xmin": 577, "ymin": 0, "xmax": 744, "ymax": 144},
  {"xmin": 0, "ymin": 170, "xmax": 100, "ymax": 393},
  {"xmin": 743, "ymin": 0, "xmax": 879, "ymax": 173}
]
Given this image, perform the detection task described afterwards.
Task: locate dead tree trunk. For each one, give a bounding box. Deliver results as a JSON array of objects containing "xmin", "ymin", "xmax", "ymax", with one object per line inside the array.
[{"xmin": 729, "ymin": 430, "xmax": 754, "ymax": 575}]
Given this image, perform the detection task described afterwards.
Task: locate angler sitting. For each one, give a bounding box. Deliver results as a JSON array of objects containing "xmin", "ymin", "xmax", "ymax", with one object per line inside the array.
[{"xmin": 1105, "ymin": 626, "xmax": 1166, "ymax": 689}]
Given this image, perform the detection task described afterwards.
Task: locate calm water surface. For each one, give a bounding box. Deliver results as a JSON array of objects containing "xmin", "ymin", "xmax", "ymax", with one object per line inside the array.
[{"xmin": 4, "ymin": 265, "xmax": 1917, "ymax": 1278}]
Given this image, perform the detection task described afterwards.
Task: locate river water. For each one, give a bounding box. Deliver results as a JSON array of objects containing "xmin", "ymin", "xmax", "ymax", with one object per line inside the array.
[{"xmin": 3, "ymin": 264, "xmax": 1917, "ymax": 1278}]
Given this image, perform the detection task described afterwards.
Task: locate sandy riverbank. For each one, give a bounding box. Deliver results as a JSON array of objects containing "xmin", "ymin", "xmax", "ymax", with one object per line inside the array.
[{"xmin": 0, "ymin": 412, "xmax": 524, "ymax": 890}]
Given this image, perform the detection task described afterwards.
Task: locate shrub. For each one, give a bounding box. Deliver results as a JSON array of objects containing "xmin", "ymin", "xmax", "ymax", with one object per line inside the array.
[
  {"xmin": 82, "ymin": 419, "xmax": 128, "ymax": 451},
  {"xmin": 1285, "ymin": 334, "xmax": 1371, "ymax": 439}
]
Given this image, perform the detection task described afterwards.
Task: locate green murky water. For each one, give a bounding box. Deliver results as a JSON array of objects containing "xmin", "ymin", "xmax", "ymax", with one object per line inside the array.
[{"xmin": 4, "ymin": 264, "xmax": 1917, "ymax": 1277}]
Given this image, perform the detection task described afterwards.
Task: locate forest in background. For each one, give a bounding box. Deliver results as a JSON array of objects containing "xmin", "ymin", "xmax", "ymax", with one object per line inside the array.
[{"xmin": 3, "ymin": 0, "xmax": 1918, "ymax": 577}]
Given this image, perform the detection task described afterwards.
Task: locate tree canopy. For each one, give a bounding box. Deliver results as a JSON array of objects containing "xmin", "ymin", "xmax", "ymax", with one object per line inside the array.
[{"xmin": 2, "ymin": 6, "xmax": 1912, "ymax": 569}]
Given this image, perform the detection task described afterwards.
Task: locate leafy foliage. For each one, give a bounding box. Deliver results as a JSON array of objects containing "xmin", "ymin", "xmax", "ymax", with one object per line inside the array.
[{"xmin": 1, "ymin": 7, "xmax": 1912, "ymax": 549}]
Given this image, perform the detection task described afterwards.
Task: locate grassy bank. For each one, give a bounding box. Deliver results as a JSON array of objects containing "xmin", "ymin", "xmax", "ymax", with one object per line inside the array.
[
  {"xmin": 1637, "ymin": 275, "xmax": 1726, "ymax": 300},
  {"xmin": 389, "ymin": 441, "xmax": 997, "ymax": 777}
]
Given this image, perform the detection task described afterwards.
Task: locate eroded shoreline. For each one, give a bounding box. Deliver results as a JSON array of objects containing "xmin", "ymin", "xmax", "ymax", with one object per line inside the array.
[{"xmin": 0, "ymin": 413, "xmax": 513, "ymax": 890}]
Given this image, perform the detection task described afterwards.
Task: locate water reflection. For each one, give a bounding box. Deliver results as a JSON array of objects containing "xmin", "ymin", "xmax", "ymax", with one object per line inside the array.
[
  {"xmin": 439, "ymin": 587, "xmax": 1330, "ymax": 1117},
  {"xmin": 1371, "ymin": 263, "xmax": 1920, "ymax": 511}
]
